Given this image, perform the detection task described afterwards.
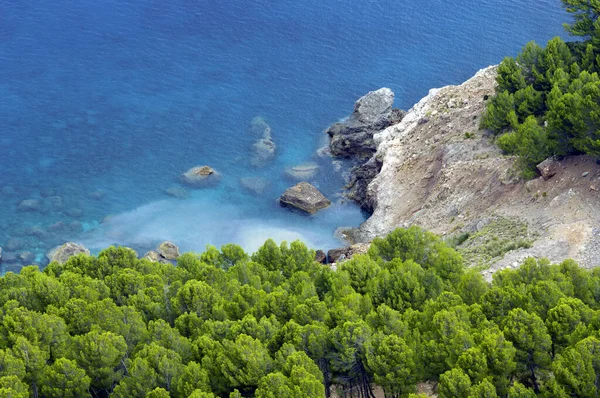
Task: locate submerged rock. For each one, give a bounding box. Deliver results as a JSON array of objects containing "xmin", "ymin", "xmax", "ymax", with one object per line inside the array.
[
  {"xmin": 5, "ymin": 239, "xmax": 25, "ymax": 252},
  {"xmin": 47, "ymin": 242, "xmax": 90, "ymax": 264},
  {"xmin": 327, "ymin": 88, "xmax": 404, "ymax": 159},
  {"xmin": 249, "ymin": 117, "xmax": 276, "ymax": 167},
  {"xmin": 40, "ymin": 187, "xmax": 57, "ymax": 198},
  {"xmin": 285, "ymin": 162, "xmax": 320, "ymax": 181},
  {"xmin": 251, "ymin": 138, "xmax": 276, "ymax": 167},
  {"xmin": 181, "ymin": 166, "xmax": 221, "ymax": 188},
  {"xmin": 0, "ymin": 247, "xmax": 2, "ymax": 263},
  {"xmin": 157, "ymin": 241, "xmax": 180, "ymax": 260},
  {"xmin": 240, "ymin": 176, "xmax": 269, "ymax": 195},
  {"xmin": 17, "ymin": 199, "xmax": 42, "ymax": 212},
  {"xmin": 250, "ymin": 116, "xmax": 272, "ymax": 140},
  {"xmin": 164, "ymin": 186, "xmax": 189, "ymax": 199},
  {"xmin": 45, "ymin": 196, "xmax": 64, "ymax": 211},
  {"xmin": 279, "ymin": 182, "xmax": 331, "ymax": 214},
  {"xmin": 18, "ymin": 251, "xmax": 35, "ymax": 264}
]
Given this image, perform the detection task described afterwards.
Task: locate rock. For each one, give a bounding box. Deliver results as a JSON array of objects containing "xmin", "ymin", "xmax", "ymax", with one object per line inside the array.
[
  {"xmin": 181, "ymin": 166, "xmax": 221, "ymax": 188},
  {"xmin": 582, "ymin": 171, "xmax": 590, "ymax": 177},
  {"xmin": 251, "ymin": 138, "xmax": 276, "ymax": 167},
  {"xmin": 5, "ymin": 239, "xmax": 25, "ymax": 251},
  {"xmin": 143, "ymin": 250, "xmax": 169, "ymax": 263},
  {"xmin": 285, "ymin": 162, "xmax": 320, "ymax": 181},
  {"xmin": 327, "ymin": 247, "xmax": 351, "ymax": 263},
  {"xmin": 240, "ymin": 177, "xmax": 269, "ymax": 195},
  {"xmin": 334, "ymin": 227, "xmax": 359, "ymax": 245},
  {"xmin": 157, "ymin": 241, "xmax": 180, "ymax": 260},
  {"xmin": 279, "ymin": 182, "xmax": 331, "ymax": 214},
  {"xmin": 40, "ymin": 187, "xmax": 57, "ymax": 197},
  {"xmin": 327, "ymin": 88, "xmax": 405, "ymax": 159},
  {"xmin": 250, "ymin": 116, "xmax": 272, "ymax": 140},
  {"xmin": 2, "ymin": 252, "xmax": 17, "ymax": 264},
  {"xmin": 0, "ymin": 246, "xmax": 2, "ymax": 263},
  {"xmin": 164, "ymin": 186, "xmax": 189, "ymax": 199},
  {"xmin": 345, "ymin": 156, "xmax": 382, "ymax": 211},
  {"xmin": 327, "ymin": 243, "xmax": 371, "ymax": 263},
  {"xmin": 315, "ymin": 249, "xmax": 327, "ymax": 264},
  {"xmin": 17, "ymin": 199, "xmax": 42, "ymax": 212},
  {"xmin": 47, "ymin": 242, "xmax": 90, "ymax": 264},
  {"xmin": 536, "ymin": 158, "xmax": 559, "ymax": 180},
  {"xmin": 18, "ymin": 251, "xmax": 35, "ymax": 264}
]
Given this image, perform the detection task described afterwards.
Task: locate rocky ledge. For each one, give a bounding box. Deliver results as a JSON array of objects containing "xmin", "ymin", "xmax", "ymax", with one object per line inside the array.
[{"xmin": 335, "ymin": 66, "xmax": 600, "ymax": 276}]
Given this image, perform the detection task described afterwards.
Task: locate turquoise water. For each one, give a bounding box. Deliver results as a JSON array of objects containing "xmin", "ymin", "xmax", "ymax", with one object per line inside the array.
[{"xmin": 0, "ymin": 0, "xmax": 568, "ymax": 270}]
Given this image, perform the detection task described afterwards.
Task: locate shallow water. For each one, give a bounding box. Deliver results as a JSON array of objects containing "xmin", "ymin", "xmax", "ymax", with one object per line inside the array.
[{"xmin": 0, "ymin": 0, "xmax": 568, "ymax": 270}]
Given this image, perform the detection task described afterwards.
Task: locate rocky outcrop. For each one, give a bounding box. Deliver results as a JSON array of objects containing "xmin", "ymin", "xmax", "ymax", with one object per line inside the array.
[
  {"xmin": 181, "ymin": 166, "xmax": 221, "ymax": 188},
  {"xmin": 346, "ymin": 65, "xmax": 600, "ymax": 277},
  {"xmin": 327, "ymin": 243, "xmax": 370, "ymax": 263},
  {"xmin": 327, "ymin": 88, "xmax": 405, "ymax": 159},
  {"xmin": 157, "ymin": 241, "xmax": 180, "ymax": 260},
  {"xmin": 279, "ymin": 182, "xmax": 331, "ymax": 214},
  {"xmin": 143, "ymin": 250, "xmax": 170, "ymax": 264},
  {"xmin": 47, "ymin": 242, "xmax": 90, "ymax": 264}
]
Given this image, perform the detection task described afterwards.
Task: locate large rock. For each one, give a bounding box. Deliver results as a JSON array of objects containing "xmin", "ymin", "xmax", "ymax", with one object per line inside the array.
[
  {"xmin": 181, "ymin": 166, "xmax": 221, "ymax": 188},
  {"xmin": 47, "ymin": 242, "xmax": 90, "ymax": 264},
  {"xmin": 285, "ymin": 162, "xmax": 320, "ymax": 181},
  {"xmin": 327, "ymin": 88, "xmax": 405, "ymax": 159},
  {"xmin": 143, "ymin": 250, "xmax": 169, "ymax": 263},
  {"xmin": 537, "ymin": 158, "xmax": 560, "ymax": 180},
  {"xmin": 157, "ymin": 241, "xmax": 180, "ymax": 260},
  {"xmin": 279, "ymin": 182, "xmax": 331, "ymax": 214}
]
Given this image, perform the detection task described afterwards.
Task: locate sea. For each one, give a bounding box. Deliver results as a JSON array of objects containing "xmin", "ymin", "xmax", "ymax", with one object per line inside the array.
[{"xmin": 0, "ymin": 0, "xmax": 569, "ymax": 271}]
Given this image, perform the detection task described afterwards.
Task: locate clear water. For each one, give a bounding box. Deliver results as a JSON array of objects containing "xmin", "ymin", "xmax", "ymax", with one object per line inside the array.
[{"xmin": 0, "ymin": 0, "xmax": 568, "ymax": 270}]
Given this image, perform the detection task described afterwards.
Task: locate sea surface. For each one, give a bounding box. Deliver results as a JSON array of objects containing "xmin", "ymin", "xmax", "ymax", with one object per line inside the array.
[{"xmin": 0, "ymin": 0, "xmax": 569, "ymax": 271}]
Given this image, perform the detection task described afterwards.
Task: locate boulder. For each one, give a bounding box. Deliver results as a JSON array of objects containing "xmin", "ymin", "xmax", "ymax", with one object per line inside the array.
[
  {"xmin": 285, "ymin": 162, "xmax": 320, "ymax": 181},
  {"xmin": 143, "ymin": 250, "xmax": 169, "ymax": 263},
  {"xmin": 17, "ymin": 199, "xmax": 42, "ymax": 212},
  {"xmin": 48, "ymin": 221, "xmax": 67, "ymax": 233},
  {"xmin": 327, "ymin": 243, "xmax": 370, "ymax": 263},
  {"xmin": 251, "ymin": 138, "xmax": 276, "ymax": 167},
  {"xmin": 315, "ymin": 249, "xmax": 327, "ymax": 264},
  {"xmin": 88, "ymin": 190, "xmax": 106, "ymax": 200},
  {"xmin": 181, "ymin": 166, "xmax": 221, "ymax": 188},
  {"xmin": 47, "ymin": 242, "xmax": 90, "ymax": 264},
  {"xmin": 64, "ymin": 208, "xmax": 83, "ymax": 218},
  {"xmin": 240, "ymin": 177, "xmax": 269, "ymax": 195},
  {"xmin": 157, "ymin": 241, "xmax": 180, "ymax": 260},
  {"xmin": 279, "ymin": 182, "xmax": 331, "ymax": 214},
  {"xmin": 537, "ymin": 158, "xmax": 560, "ymax": 180},
  {"xmin": 327, "ymin": 88, "xmax": 405, "ymax": 159}
]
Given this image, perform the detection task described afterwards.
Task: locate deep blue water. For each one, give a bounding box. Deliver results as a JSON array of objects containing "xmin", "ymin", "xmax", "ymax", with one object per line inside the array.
[{"xmin": 0, "ymin": 0, "xmax": 568, "ymax": 270}]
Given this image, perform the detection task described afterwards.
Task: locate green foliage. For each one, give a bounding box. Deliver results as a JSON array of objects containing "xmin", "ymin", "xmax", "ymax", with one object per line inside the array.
[
  {"xmin": 483, "ymin": 20, "xmax": 600, "ymax": 176},
  {"xmin": 0, "ymin": 231, "xmax": 596, "ymax": 397}
]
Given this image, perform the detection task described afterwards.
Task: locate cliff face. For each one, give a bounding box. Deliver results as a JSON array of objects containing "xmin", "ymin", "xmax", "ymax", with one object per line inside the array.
[{"xmin": 351, "ymin": 66, "xmax": 600, "ymax": 278}]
